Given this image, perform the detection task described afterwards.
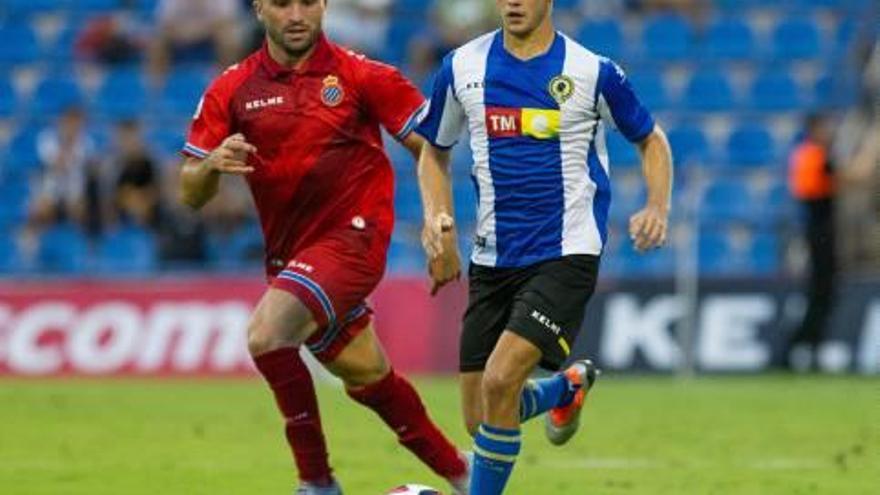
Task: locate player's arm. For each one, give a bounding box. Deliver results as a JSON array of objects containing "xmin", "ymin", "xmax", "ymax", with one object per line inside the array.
[
  {"xmin": 631, "ymin": 125, "xmax": 673, "ymax": 252},
  {"xmin": 179, "ymin": 134, "xmax": 256, "ymax": 209},
  {"xmin": 597, "ymin": 58, "xmax": 673, "ymax": 252},
  {"xmin": 418, "ymin": 141, "xmax": 460, "ymax": 295},
  {"xmin": 411, "ymin": 52, "xmax": 467, "ymax": 295}
]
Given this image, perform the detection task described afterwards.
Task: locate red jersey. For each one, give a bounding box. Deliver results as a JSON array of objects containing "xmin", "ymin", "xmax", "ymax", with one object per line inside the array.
[{"xmin": 183, "ymin": 35, "xmax": 426, "ymax": 276}]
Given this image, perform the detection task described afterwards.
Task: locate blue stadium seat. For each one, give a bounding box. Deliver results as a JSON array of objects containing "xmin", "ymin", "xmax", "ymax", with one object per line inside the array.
[
  {"xmin": 610, "ymin": 181, "xmax": 645, "ymax": 225},
  {"xmin": 698, "ymin": 231, "xmax": 733, "ymax": 275},
  {"xmin": 147, "ymin": 125, "xmax": 186, "ymax": 158},
  {"xmin": 667, "ymin": 125, "xmax": 710, "ymax": 166},
  {"xmin": 726, "ymin": 125, "xmax": 776, "ymax": 166},
  {"xmin": 701, "ymin": 181, "xmax": 753, "ymax": 223},
  {"xmin": 577, "ymin": 20, "xmax": 624, "ymax": 59},
  {"xmin": 211, "ymin": 223, "xmax": 263, "ymax": 268},
  {"xmin": 762, "ymin": 182, "xmax": 797, "ymax": 225},
  {"xmin": 628, "ymin": 70, "xmax": 668, "ymax": 111},
  {"xmin": 387, "ymin": 235, "xmax": 424, "ymax": 274},
  {"xmin": 0, "ymin": 180, "xmax": 30, "ymax": 230},
  {"xmin": 382, "ymin": 17, "xmax": 421, "ymax": 64},
  {"xmin": 37, "ymin": 223, "xmax": 90, "ymax": 274},
  {"xmin": 750, "ymin": 232, "xmax": 781, "ymax": 274},
  {"xmin": 160, "ymin": 69, "xmax": 211, "ymax": 118},
  {"xmin": 750, "ymin": 71, "xmax": 801, "ymax": 112},
  {"xmin": 394, "ymin": 176, "xmax": 422, "ymax": 224},
  {"xmin": 94, "ymin": 68, "xmax": 148, "ymax": 119},
  {"xmin": 0, "ymin": 77, "xmax": 16, "ymax": 117},
  {"xmin": 74, "ymin": 0, "xmax": 123, "ymax": 14},
  {"xmin": 31, "ymin": 75, "xmax": 84, "ymax": 116},
  {"xmin": 0, "ymin": 0, "xmax": 60, "ymax": 18},
  {"xmin": 6, "ymin": 125, "xmax": 44, "ymax": 174},
  {"xmin": 605, "ymin": 130, "xmax": 639, "ymax": 168},
  {"xmin": 0, "ymin": 232, "xmax": 19, "ymax": 273},
  {"xmin": 683, "ymin": 69, "xmax": 735, "ymax": 112},
  {"xmin": 773, "ymin": 19, "xmax": 822, "ymax": 60},
  {"xmin": 0, "ymin": 25, "xmax": 40, "ymax": 66},
  {"xmin": 703, "ymin": 17, "xmax": 755, "ymax": 61},
  {"xmin": 554, "ymin": 0, "xmax": 580, "ymax": 9},
  {"xmin": 96, "ymin": 226, "xmax": 158, "ymax": 274},
  {"xmin": 641, "ymin": 14, "xmax": 694, "ymax": 61}
]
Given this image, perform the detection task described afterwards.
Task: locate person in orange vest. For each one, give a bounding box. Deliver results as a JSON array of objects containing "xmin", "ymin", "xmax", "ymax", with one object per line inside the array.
[{"xmin": 785, "ymin": 113, "xmax": 837, "ymax": 370}]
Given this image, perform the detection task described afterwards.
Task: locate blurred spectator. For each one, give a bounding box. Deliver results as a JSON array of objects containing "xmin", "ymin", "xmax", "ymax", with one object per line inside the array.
[
  {"xmin": 325, "ymin": 0, "xmax": 392, "ymax": 57},
  {"xmin": 147, "ymin": 0, "xmax": 243, "ymax": 81},
  {"xmin": 783, "ymin": 114, "xmax": 839, "ymax": 369},
  {"xmin": 27, "ymin": 106, "xmax": 103, "ymax": 236},
  {"xmin": 75, "ymin": 13, "xmax": 144, "ymax": 65},
  {"xmin": 110, "ymin": 120, "xmax": 160, "ymax": 229},
  {"xmin": 433, "ymin": 0, "xmax": 496, "ymax": 51}
]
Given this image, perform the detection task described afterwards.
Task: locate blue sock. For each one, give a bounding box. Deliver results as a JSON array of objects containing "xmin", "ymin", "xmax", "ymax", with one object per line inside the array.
[
  {"xmin": 470, "ymin": 424, "xmax": 521, "ymax": 495},
  {"xmin": 519, "ymin": 374, "xmax": 575, "ymax": 423}
]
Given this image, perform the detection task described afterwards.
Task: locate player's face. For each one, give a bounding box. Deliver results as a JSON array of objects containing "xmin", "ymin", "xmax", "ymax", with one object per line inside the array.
[
  {"xmin": 254, "ymin": 0, "xmax": 326, "ymax": 58},
  {"xmin": 496, "ymin": 0, "xmax": 552, "ymax": 37}
]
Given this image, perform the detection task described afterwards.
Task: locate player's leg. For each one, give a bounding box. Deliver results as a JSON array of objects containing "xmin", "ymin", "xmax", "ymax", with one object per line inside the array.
[
  {"xmin": 469, "ymin": 331, "xmax": 541, "ymax": 495},
  {"xmin": 248, "ymin": 287, "xmax": 336, "ymax": 489},
  {"xmin": 319, "ymin": 319, "xmax": 469, "ymax": 488},
  {"xmin": 460, "ymin": 371, "xmax": 483, "ymax": 436}
]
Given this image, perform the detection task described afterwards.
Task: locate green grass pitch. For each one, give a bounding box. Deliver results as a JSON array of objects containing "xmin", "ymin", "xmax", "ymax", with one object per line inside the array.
[{"xmin": 0, "ymin": 375, "xmax": 876, "ymax": 494}]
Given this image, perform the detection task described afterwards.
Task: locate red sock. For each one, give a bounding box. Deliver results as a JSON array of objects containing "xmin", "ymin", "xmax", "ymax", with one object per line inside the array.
[
  {"xmin": 347, "ymin": 370, "xmax": 466, "ymax": 479},
  {"xmin": 253, "ymin": 347, "xmax": 332, "ymax": 485}
]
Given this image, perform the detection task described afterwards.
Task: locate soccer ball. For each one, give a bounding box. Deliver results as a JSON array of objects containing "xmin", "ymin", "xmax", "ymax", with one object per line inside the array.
[{"xmin": 386, "ymin": 484, "xmax": 443, "ymax": 495}]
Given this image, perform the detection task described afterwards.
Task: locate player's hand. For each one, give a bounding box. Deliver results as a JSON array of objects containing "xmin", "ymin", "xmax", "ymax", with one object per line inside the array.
[
  {"xmin": 629, "ymin": 203, "xmax": 669, "ymax": 252},
  {"xmin": 422, "ymin": 213, "xmax": 461, "ymax": 296},
  {"xmin": 205, "ymin": 133, "xmax": 257, "ymax": 175}
]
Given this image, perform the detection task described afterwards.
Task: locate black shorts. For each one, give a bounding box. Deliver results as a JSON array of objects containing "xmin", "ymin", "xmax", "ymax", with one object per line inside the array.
[{"xmin": 460, "ymin": 255, "xmax": 600, "ymax": 372}]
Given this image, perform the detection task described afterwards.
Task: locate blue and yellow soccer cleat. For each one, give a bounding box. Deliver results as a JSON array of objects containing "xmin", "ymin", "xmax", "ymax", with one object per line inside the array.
[
  {"xmin": 544, "ymin": 360, "xmax": 599, "ymax": 446},
  {"xmin": 295, "ymin": 478, "xmax": 343, "ymax": 495}
]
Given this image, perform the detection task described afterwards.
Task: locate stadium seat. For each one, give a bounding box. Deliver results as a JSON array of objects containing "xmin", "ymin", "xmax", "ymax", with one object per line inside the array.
[
  {"xmin": 6, "ymin": 125, "xmax": 44, "ymax": 174},
  {"xmin": 700, "ymin": 181, "xmax": 753, "ymax": 223},
  {"xmin": 750, "ymin": 232, "xmax": 781, "ymax": 274},
  {"xmin": 94, "ymin": 68, "xmax": 148, "ymax": 119},
  {"xmin": 641, "ymin": 14, "xmax": 694, "ymax": 62},
  {"xmin": 31, "ymin": 75, "xmax": 84, "ymax": 117},
  {"xmin": 577, "ymin": 20, "xmax": 624, "ymax": 59},
  {"xmin": 772, "ymin": 19, "xmax": 822, "ymax": 60},
  {"xmin": 382, "ymin": 16, "xmax": 421, "ymax": 64},
  {"xmin": 605, "ymin": 130, "xmax": 639, "ymax": 168},
  {"xmin": 667, "ymin": 125, "xmax": 710, "ymax": 166},
  {"xmin": 750, "ymin": 71, "xmax": 801, "ymax": 112},
  {"xmin": 74, "ymin": 0, "xmax": 123, "ymax": 15},
  {"xmin": 387, "ymin": 233, "xmax": 424, "ymax": 274},
  {"xmin": 96, "ymin": 226, "xmax": 158, "ymax": 274},
  {"xmin": 762, "ymin": 182, "xmax": 797, "ymax": 225},
  {"xmin": 211, "ymin": 223, "xmax": 263, "ymax": 269},
  {"xmin": 698, "ymin": 231, "xmax": 733, "ymax": 275},
  {"xmin": 0, "ymin": 76, "xmax": 16, "ymax": 117},
  {"xmin": 0, "ymin": 180, "xmax": 30, "ymax": 230},
  {"xmin": 703, "ymin": 17, "xmax": 755, "ymax": 61},
  {"xmin": 726, "ymin": 125, "xmax": 776, "ymax": 166},
  {"xmin": 146, "ymin": 125, "xmax": 186, "ymax": 158},
  {"xmin": 0, "ymin": 25, "xmax": 40, "ymax": 66},
  {"xmin": 160, "ymin": 69, "xmax": 211, "ymax": 118},
  {"xmin": 394, "ymin": 176, "xmax": 422, "ymax": 224},
  {"xmin": 0, "ymin": 0, "xmax": 59, "ymax": 18},
  {"xmin": 628, "ymin": 70, "xmax": 669, "ymax": 111},
  {"xmin": 37, "ymin": 223, "xmax": 91, "ymax": 274},
  {"xmin": 0, "ymin": 232, "xmax": 19, "ymax": 273},
  {"xmin": 683, "ymin": 69, "xmax": 735, "ymax": 112}
]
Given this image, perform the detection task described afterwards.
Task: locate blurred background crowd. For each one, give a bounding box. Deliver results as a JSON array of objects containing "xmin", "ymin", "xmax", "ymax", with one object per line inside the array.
[{"xmin": 0, "ymin": 0, "xmax": 877, "ymax": 279}]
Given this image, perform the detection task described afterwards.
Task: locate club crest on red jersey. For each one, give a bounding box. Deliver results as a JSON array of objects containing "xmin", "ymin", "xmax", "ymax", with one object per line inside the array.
[{"xmin": 321, "ymin": 75, "xmax": 344, "ymax": 107}]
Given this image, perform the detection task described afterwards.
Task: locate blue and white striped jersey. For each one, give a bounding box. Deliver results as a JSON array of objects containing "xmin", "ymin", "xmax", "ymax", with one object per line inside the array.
[{"xmin": 415, "ymin": 31, "xmax": 655, "ymax": 268}]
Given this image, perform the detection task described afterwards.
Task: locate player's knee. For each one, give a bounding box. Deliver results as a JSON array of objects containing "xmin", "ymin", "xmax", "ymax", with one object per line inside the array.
[
  {"xmin": 338, "ymin": 357, "xmax": 390, "ymax": 388},
  {"xmin": 247, "ymin": 320, "xmax": 291, "ymax": 356},
  {"xmin": 480, "ymin": 367, "xmax": 523, "ymax": 406}
]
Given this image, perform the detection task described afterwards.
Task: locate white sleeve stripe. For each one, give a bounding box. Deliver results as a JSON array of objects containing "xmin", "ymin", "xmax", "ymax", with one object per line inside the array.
[
  {"xmin": 183, "ymin": 143, "xmax": 210, "ymax": 158},
  {"xmin": 395, "ymin": 100, "xmax": 430, "ymax": 140}
]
